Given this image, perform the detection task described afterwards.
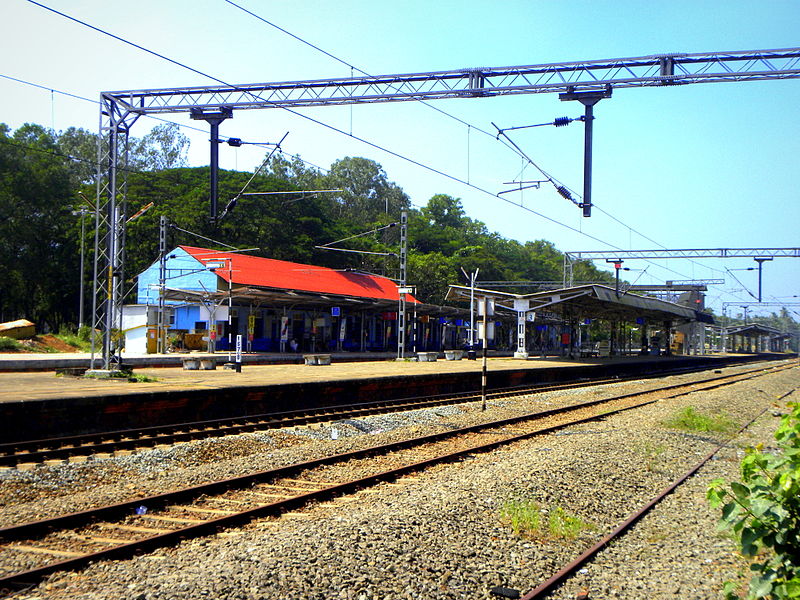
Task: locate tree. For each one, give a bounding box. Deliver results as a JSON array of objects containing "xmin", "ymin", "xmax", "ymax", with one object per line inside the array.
[
  {"xmin": 57, "ymin": 126, "xmax": 100, "ymax": 186},
  {"xmin": 324, "ymin": 157, "xmax": 409, "ymax": 223},
  {"xmin": 129, "ymin": 123, "xmax": 190, "ymax": 171},
  {"xmin": 0, "ymin": 123, "xmax": 77, "ymax": 328}
]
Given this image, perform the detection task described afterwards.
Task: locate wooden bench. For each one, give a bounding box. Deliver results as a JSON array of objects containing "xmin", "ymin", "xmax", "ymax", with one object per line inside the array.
[
  {"xmin": 303, "ymin": 354, "xmax": 331, "ymax": 365},
  {"xmin": 443, "ymin": 350, "xmax": 464, "ymax": 361},
  {"xmin": 416, "ymin": 351, "xmax": 438, "ymax": 362}
]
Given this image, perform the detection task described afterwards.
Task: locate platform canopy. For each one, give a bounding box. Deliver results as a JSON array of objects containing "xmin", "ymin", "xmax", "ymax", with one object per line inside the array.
[
  {"xmin": 446, "ymin": 283, "xmax": 712, "ymax": 324},
  {"xmin": 158, "ymin": 247, "xmax": 466, "ymax": 317},
  {"xmin": 725, "ymin": 323, "xmax": 784, "ymax": 337}
]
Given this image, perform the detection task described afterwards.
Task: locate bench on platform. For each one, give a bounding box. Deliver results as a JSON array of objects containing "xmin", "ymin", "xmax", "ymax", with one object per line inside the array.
[
  {"xmin": 443, "ymin": 350, "xmax": 464, "ymax": 361},
  {"xmin": 417, "ymin": 351, "xmax": 439, "ymax": 362},
  {"xmin": 182, "ymin": 357, "xmax": 217, "ymax": 370},
  {"xmin": 303, "ymin": 354, "xmax": 331, "ymax": 366}
]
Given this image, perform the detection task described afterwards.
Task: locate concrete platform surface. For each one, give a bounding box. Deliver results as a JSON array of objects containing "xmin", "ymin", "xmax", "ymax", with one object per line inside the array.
[{"xmin": 0, "ymin": 353, "xmax": 703, "ymax": 404}]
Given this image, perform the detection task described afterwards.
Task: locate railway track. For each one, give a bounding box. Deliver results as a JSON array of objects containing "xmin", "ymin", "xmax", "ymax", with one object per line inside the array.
[
  {"xmin": 0, "ymin": 360, "xmax": 790, "ymax": 467},
  {"xmin": 0, "ymin": 360, "xmax": 794, "ymax": 592}
]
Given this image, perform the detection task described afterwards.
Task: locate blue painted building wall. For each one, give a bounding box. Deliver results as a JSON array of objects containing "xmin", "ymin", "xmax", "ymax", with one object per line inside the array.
[{"xmin": 137, "ymin": 248, "xmax": 220, "ymax": 332}]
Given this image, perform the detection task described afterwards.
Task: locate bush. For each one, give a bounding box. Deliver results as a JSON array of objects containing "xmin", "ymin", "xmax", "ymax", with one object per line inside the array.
[
  {"xmin": 0, "ymin": 336, "xmax": 22, "ymax": 351},
  {"xmin": 707, "ymin": 402, "xmax": 800, "ymax": 599}
]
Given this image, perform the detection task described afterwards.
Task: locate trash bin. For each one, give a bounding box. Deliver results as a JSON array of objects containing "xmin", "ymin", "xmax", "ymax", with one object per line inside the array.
[{"xmin": 467, "ymin": 350, "xmax": 477, "ymax": 360}]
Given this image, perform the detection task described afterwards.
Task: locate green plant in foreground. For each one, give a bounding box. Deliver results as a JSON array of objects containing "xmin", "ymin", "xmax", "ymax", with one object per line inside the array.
[
  {"xmin": 547, "ymin": 506, "xmax": 592, "ymax": 539},
  {"xmin": 663, "ymin": 406, "xmax": 737, "ymax": 434},
  {"xmin": 641, "ymin": 441, "xmax": 667, "ymax": 472},
  {"xmin": 500, "ymin": 499, "xmax": 591, "ymax": 540},
  {"xmin": 0, "ymin": 336, "xmax": 22, "ymax": 351},
  {"xmin": 707, "ymin": 402, "xmax": 800, "ymax": 599},
  {"xmin": 500, "ymin": 499, "xmax": 541, "ymax": 536}
]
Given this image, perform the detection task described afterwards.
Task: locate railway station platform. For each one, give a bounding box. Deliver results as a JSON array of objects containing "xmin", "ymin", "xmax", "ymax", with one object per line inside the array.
[{"xmin": 0, "ymin": 351, "xmax": 793, "ymax": 444}]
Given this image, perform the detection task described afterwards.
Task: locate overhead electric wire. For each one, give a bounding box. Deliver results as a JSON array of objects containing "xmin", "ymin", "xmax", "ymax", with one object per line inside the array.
[
  {"xmin": 725, "ymin": 268, "xmax": 759, "ymax": 301},
  {"xmin": 0, "ymin": 71, "xmax": 329, "ymax": 175},
  {"xmin": 0, "ymin": 137, "xmax": 145, "ymax": 176},
  {"xmin": 220, "ymin": 0, "xmax": 509, "ymax": 144},
  {"xmin": 221, "ymin": 131, "xmax": 289, "ymax": 218},
  {"xmin": 318, "ymin": 222, "xmax": 398, "ymax": 248},
  {"xmin": 24, "ymin": 0, "xmax": 764, "ymax": 312}
]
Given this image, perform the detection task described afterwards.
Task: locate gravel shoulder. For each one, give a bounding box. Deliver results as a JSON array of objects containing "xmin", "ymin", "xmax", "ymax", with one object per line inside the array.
[{"xmin": 3, "ymin": 362, "xmax": 797, "ymax": 600}]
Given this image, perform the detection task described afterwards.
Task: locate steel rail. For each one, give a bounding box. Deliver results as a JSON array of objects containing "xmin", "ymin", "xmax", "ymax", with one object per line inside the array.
[
  {"xmin": 0, "ymin": 359, "xmax": 784, "ymax": 466},
  {"xmin": 519, "ymin": 388, "xmax": 797, "ymax": 600},
  {"xmin": 0, "ymin": 363, "xmax": 793, "ymax": 591}
]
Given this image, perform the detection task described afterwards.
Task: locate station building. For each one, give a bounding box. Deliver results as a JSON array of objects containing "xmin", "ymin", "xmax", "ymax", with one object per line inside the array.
[{"xmin": 130, "ymin": 246, "xmax": 470, "ymax": 354}]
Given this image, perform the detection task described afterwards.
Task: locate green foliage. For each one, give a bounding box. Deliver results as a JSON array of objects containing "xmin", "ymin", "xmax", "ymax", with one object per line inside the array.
[
  {"xmin": 6, "ymin": 118, "xmax": 796, "ymax": 345},
  {"xmin": 0, "ymin": 336, "xmax": 22, "ymax": 351},
  {"xmin": 640, "ymin": 441, "xmax": 667, "ymax": 472},
  {"xmin": 500, "ymin": 498, "xmax": 542, "ymax": 536},
  {"xmin": 54, "ymin": 325, "xmax": 92, "ymax": 352},
  {"xmin": 662, "ymin": 406, "xmax": 737, "ymax": 434},
  {"xmin": 547, "ymin": 506, "xmax": 592, "ymax": 539},
  {"xmin": 708, "ymin": 402, "xmax": 800, "ymax": 599},
  {"xmin": 500, "ymin": 499, "xmax": 592, "ymax": 540}
]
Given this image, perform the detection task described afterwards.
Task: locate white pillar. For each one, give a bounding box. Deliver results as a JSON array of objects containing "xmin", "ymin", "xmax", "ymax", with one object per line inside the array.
[{"xmin": 513, "ymin": 299, "xmax": 530, "ymax": 359}]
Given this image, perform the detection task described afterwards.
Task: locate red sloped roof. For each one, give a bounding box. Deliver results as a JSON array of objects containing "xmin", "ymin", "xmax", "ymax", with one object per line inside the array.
[{"xmin": 180, "ymin": 246, "xmax": 418, "ymax": 303}]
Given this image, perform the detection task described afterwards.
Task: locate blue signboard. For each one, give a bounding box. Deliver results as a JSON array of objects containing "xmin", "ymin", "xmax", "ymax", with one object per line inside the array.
[{"xmin": 331, "ymin": 306, "xmax": 341, "ymax": 317}]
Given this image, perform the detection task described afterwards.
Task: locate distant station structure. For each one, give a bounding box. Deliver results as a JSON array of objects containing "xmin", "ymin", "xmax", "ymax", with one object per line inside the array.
[{"xmin": 446, "ymin": 283, "xmax": 713, "ymax": 359}]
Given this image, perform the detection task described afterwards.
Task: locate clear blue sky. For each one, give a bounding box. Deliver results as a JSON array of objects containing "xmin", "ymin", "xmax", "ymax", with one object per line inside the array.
[{"xmin": 2, "ymin": 0, "xmax": 799, "ymax": 318}]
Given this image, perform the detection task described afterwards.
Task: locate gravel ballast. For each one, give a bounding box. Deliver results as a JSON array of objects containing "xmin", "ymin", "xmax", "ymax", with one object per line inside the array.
[{"xmin": 1, "ymin": 361, "xmax": 797, "ymax": 599}]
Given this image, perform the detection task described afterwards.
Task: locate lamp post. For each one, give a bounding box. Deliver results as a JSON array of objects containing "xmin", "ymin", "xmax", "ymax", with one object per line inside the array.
[{"xmin": 71, "ymin": 206, "xmax": 90, "ymax": 329}]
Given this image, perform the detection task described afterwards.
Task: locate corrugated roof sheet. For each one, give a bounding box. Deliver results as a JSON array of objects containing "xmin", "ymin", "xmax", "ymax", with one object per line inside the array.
[{"xmin": 180, "ymin": 246, "xmax": 417, "ymax": 304}]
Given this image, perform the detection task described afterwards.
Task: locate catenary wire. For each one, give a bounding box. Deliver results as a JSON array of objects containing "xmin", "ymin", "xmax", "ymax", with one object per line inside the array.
[{"xmin": 0, "ymin": 72, "xmax": 330, "ymax": 175}]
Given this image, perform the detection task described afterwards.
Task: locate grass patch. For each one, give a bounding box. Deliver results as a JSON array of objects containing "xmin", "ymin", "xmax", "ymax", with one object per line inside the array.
[
  {"xmin": 0, "ymin": 336, "xmax": 23, "ymax": 351},
  {"xmin": 128, "ymin": 373, "xmax": 158, "ymax": 383},
  {"xmin": 499, "ymin": 499, "xmax": 592, "ymax": 540},
  {"xmin": 54, "ymin": 325, "xmax": 93, "ymax": 352},
  {"xmin": 661, "ymin": 406, "xmax": 736, "ymax": 433},
  {"xmin": 640, "ymin": 441, "xmax": 667, "ymax": 472}
]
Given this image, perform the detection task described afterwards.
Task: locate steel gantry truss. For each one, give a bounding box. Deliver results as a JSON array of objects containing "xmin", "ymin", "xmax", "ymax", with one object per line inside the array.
[
  {"xmin": 563, "ymin": 248, "xmax": 800, "ymax": 287},
  {"xmin": 106, "ymin": 48, "xmax": 800, "ymax": 112},
  {"xmin": 91, "ymin": 48, "xmax": 800, "ymax": 370}
]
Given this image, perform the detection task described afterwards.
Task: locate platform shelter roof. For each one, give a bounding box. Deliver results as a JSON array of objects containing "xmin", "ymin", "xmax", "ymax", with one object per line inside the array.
[
  {"xmin": 725, "ymin": 323, "xmax": 784, "ymax": 337},
  {"xmin": 179, "ymin": 246, "xmax": 418, "ymax": 304},
  {"xmin": 160, "ymin": 246, "xmax": 467, "ymax": 317},
  {"xmin": 446, "ymin": 283, "xmax": 712, "ymax": 324}
]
